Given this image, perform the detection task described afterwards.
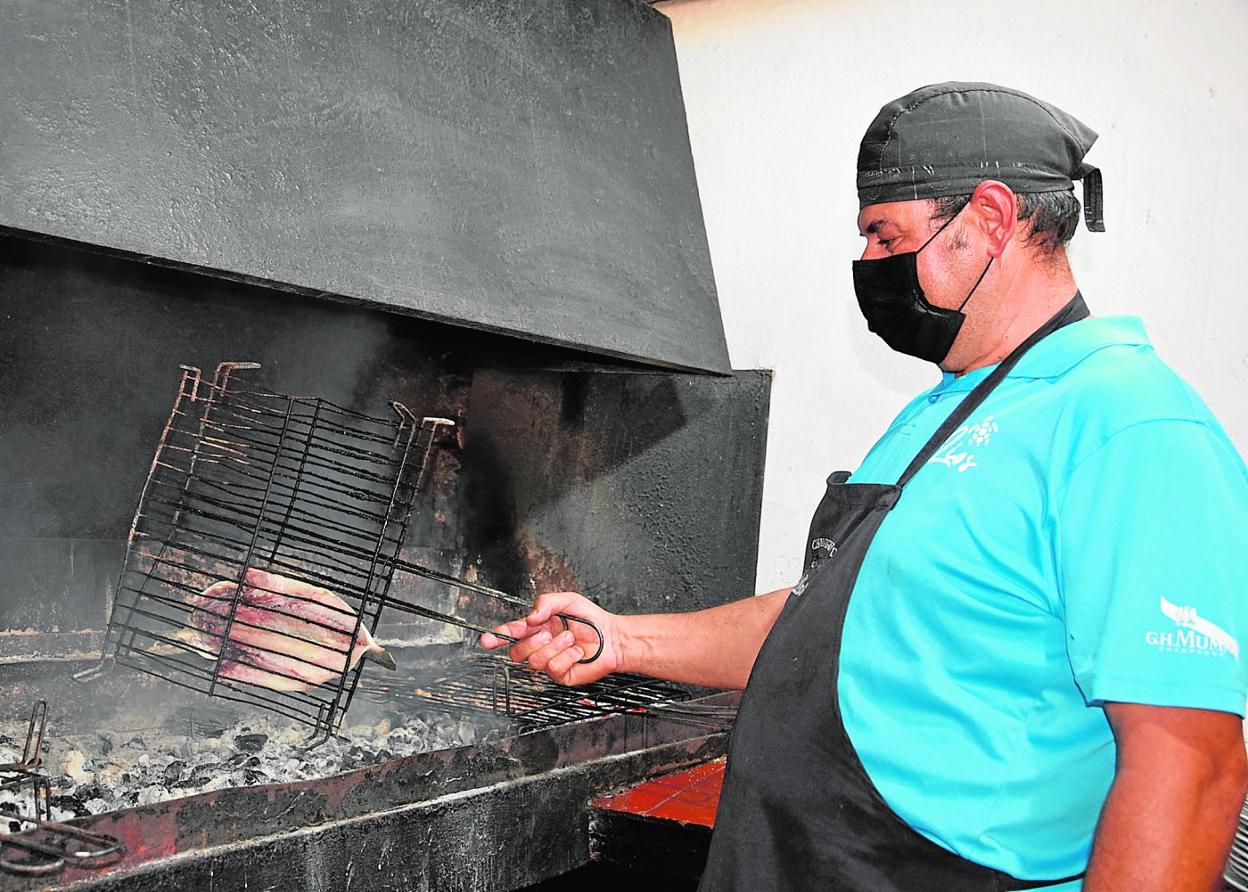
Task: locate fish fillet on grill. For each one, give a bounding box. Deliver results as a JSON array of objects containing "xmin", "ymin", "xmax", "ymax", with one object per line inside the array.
[{"xmin": 172, "ymin": 568, "xmax": 396, "ymax": 692}]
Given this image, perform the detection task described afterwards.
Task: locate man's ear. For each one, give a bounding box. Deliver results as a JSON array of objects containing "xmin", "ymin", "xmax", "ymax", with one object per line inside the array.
[{"xmin": 967, "ymin": 180, "xmax": 1018, "ymax": 257}]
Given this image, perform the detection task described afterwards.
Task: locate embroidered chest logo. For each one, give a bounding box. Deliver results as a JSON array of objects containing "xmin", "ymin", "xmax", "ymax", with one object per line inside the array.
[
  {"xmin": 927, "ymin": 415, "xmax": 999, "ymax": 473},
  {"xmin": 1145, "ymin": 596, "xmax": 1239, "ymax": 660},
  {"xmin": 792, "ymin": 538, "xmax": 838, "ymax": 597}
]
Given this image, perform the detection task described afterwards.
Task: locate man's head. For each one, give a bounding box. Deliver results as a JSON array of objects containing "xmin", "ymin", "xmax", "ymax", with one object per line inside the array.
[{"xmin": 852, "ymin": 82, "xmax": 1102, "ymax": 371}]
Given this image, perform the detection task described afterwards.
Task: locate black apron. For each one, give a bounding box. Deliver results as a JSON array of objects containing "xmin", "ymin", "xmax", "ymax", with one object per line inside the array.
[{"xmin": 701, "ymin": 295, "xmax": 1091, "ymax": 891}]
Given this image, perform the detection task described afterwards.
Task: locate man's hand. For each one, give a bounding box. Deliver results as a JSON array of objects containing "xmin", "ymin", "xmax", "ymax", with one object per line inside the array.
[
  {"xmin": 481, "ymin": 587, "xmax": 793, "ymax": 690},
  {"xmin": 479, "ymin": 591, "xmax": 621, "ymax": 686},
  {"xmin": 1085, "ymin": 702, "xmax": 1247, "ymax": 891}
]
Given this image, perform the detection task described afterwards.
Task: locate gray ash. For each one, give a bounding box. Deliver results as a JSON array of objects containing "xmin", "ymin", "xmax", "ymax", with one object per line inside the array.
[{"xmin": 0, "ymin": 706, "xmax": 499, "ymax": 822}]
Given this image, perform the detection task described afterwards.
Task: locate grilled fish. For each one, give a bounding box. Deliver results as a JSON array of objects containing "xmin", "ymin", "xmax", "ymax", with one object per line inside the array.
[{"xmin": 172, "ymin": 568, "xmax": 396, "ymax": 692}]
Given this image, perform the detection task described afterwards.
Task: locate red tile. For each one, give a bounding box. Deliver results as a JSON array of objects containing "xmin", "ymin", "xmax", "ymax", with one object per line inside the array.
[{"xmin": 593, "ymin": 758, "xmax": 726, "ymax": 827}]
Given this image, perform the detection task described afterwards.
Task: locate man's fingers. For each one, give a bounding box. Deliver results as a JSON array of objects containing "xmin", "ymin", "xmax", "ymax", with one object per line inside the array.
[
  {"xmin": 524, "ymin": 631, "xmax": 576, "ymax": 672},
  {"xmin": 478, "ymin": 592, "xmax": 599, "ymax": 680},
  {"xmin": 526, "ymin": 591, "xmax": 585, "ymax": 627},
  {"xmin": 506, "ymin": 628, "xmax": 553, "ymax": 664},
  {"xmin": 545, "ymin": 645, "xmax": 584, "ymax": 683},
  {"xmin": 480, "ymin": 617, "xmax": 539, "ymax": 652},
  {"xmin": 479, "ymin": 631, "xmax": 503, "ymax": 650}
]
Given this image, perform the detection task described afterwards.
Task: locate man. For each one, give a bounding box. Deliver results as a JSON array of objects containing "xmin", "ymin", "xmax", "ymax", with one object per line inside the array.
[{"xmin": 482, "ymin": 83, "xmax": 1248, "ymax": 891}]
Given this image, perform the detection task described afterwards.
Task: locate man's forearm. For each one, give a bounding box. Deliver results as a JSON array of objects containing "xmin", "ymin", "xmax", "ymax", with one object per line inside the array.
[
  {"xmin": 1085, "ymin": 759, "xmax": 1246, "ymax": 890},
  {"xmin": 614, "ymin": 588, "xmax": 791, "ymax": 690}
]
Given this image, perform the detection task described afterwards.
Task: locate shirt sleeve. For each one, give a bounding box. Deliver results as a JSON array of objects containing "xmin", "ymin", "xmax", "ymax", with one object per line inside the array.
[{"xmin": 1056, "ymin": 418, "xmax": 1248, "ymax": 716}]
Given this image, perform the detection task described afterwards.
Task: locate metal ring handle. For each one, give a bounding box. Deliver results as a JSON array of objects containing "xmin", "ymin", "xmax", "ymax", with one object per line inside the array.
[{"xmin": 555, "ymin": 614, "xmax": 604, "ymax": 664}]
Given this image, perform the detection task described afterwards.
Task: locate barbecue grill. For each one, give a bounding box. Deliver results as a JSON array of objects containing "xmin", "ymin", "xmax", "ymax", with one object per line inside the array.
[{"xmin": 1, "ymin": 1, "xmax": 771, "ymax": 887}]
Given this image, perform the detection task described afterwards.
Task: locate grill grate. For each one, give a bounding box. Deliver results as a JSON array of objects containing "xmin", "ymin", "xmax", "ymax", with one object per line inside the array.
[
  {"xmin": 360, "ymin": 655, "xmax": 732, "ymax": 736},
  {"xmin": 86, "ymin": 362, "xmax": 451, "ymax": 742}
]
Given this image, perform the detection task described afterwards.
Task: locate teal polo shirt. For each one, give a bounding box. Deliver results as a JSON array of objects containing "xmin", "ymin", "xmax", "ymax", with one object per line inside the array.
[{"xmin": 841, "ymin": 315, "xmax": 1248, "ymax": 887}]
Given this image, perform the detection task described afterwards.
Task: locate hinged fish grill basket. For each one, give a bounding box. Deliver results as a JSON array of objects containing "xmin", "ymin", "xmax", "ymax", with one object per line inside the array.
[{"xmin": 95, "ymin": 362, "xmax": 453, "ymax": 741}]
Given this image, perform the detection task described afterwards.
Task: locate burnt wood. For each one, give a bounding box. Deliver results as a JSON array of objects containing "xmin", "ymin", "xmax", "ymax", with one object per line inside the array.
[{"xmin": 0, "ymin": 0, "xmax": 729, "ymax": 373}]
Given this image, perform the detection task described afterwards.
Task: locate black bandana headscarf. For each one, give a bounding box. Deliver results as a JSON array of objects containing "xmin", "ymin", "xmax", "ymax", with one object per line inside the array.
[{"xmin": 856, "ymin": 81, "xmax": 1104, "ymax": 231}]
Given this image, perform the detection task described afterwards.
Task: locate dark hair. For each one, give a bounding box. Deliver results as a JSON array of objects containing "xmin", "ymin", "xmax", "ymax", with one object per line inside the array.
[{"xmin": 932, "ymin": 190, "xmax": 1081, "ymax": 256}]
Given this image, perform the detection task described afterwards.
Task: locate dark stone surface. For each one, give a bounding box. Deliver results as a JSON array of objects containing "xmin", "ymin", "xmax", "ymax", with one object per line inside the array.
[{"xmin": 0, "ymin": 0, "xmax": 729, "ymax": 373}]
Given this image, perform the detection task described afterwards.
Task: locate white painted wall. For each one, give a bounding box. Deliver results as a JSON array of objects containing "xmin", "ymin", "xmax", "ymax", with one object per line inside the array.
[{"xmin": 655, "ymin": 0, "xmax": 1248, "ymax": 593}]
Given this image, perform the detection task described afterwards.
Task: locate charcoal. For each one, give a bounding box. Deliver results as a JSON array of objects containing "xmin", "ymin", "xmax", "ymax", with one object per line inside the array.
[
  {"xmin": 14, "ymin": 697, "xmax": 498, "ymax": 818},
  {"xmin": 180, "ymin": 767, "xmax": 213, "ymax": 790},
  {"xmin": 234, "ymin": 733, "xmax": 268, "ymax": 753},
  {"xmin": 49, "ymin": 794, "xmax": 90, "ymax": 818}
]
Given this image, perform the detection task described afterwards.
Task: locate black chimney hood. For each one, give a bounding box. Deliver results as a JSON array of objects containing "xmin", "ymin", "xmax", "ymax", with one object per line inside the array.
[{"xmin": 0, "ymin": 0, "xmax": 730, "ymax": 374}]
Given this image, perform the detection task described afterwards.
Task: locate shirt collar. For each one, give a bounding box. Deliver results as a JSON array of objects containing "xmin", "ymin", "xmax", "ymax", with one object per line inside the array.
[{"xmin": 930, "ymin": 316, "xmax": 1151, "ymax": 394}]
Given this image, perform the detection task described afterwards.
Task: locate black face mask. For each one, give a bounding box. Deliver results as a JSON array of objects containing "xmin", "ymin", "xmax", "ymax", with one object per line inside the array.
[{"xmin": 852, "ymin": 211, "xmax": 994, "ymax": 364}]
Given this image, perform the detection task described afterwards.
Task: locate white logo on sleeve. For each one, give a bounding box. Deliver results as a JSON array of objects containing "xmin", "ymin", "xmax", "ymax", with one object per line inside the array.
[
  {"xmin": 1145, "ymin": 596, "xmax": 1239, "ymax": 660},
  {"xmin": 928, "ymin": 415, "xmax": 999, "ymax": 473}
]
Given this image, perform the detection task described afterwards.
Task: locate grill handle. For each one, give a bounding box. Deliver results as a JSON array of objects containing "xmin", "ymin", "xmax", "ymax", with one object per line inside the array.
[{"xmin": 384, "ymin": 560, "xmax": 605, "ymax": 664}]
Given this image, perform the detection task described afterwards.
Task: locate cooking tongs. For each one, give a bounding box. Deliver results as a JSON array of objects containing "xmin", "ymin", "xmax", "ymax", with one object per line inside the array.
[{"xmin": 381, "ymin": 561, "xmax": 605, "ymax": 664}]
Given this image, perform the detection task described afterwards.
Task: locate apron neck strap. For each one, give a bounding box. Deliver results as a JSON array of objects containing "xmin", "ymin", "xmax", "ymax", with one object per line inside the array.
[{"xmin": 894, "ymin": 292, "xmax": 1090, "ymax": 491}]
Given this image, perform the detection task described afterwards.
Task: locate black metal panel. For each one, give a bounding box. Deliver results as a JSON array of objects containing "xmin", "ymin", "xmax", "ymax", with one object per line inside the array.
[
  {"xmin": 589, "ymin": 809, "xmax": 711, "ymax": 884},
  {"xmin": 459, "ymin": 369, "xmax": 771, "ymax": 618},
  {"xmin": 0, "ymin": 0, "xmax": 730, "ymax": 373}
]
